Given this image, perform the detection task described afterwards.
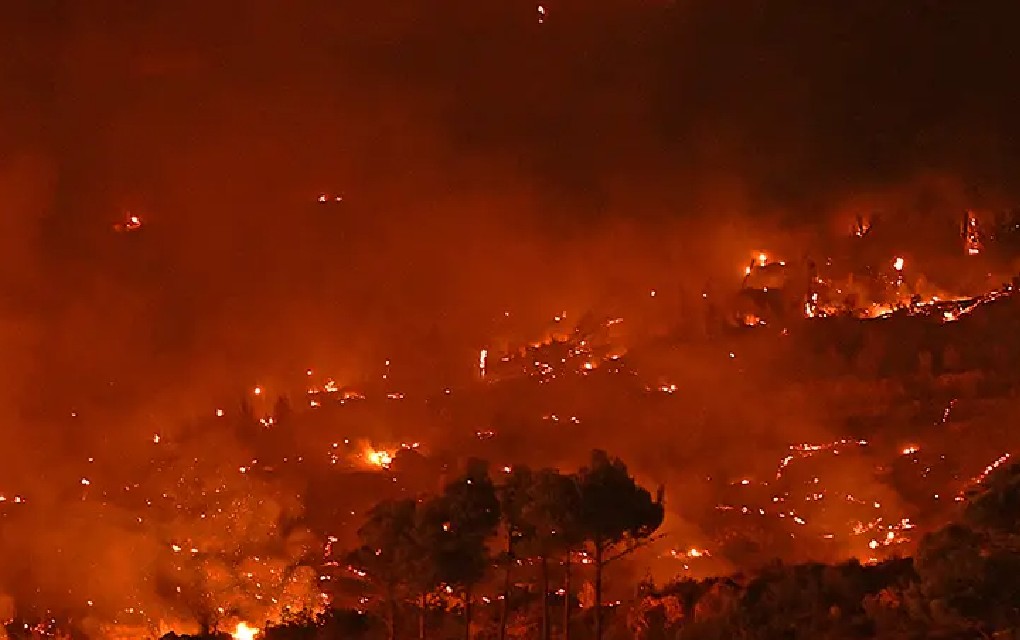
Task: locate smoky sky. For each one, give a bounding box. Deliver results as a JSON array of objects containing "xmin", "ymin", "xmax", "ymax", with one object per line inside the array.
[
  {"xmin": 2, "ymin": 2, "xmax": 1020, "ymax": 621},
  {"xmin": 2, "ymin": 0, "xmax": 1020, "ymax": 418}
]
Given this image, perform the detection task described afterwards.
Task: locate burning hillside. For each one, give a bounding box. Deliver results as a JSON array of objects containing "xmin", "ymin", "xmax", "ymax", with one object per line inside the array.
[
  {"xmin": 5, "ymin": 2, "xmax": 1020, "ymax": 638},
  {"xmin": 2, "ymin": 209, "xmax": 1020, "ymax": 638}
]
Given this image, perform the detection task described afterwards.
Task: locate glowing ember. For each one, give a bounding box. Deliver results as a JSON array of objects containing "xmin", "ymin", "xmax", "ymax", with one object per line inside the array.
[
  {"xmin": 852, "ymin": 214, "xmax": 872, "ymax": 237},
  {"xmin": 957, "ymin": 453, "xmax": 1012, "ymax": 500},
  {"xmin": 963, "ymin": 211, "xmax": 982, "ymax": 255},
  {"xmin": 114, "ymin": 213, "xmax": 143, "ymax": 232}
]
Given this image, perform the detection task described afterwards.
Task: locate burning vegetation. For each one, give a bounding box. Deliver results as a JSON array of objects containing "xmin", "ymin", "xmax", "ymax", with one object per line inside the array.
[
  {"xmin": 6, "ymin": 1, "xmax": 1020, "ymax": 639},
  {"xmin": 2, "ymin": 204, "xmax": 1020, "ymax": 639}
]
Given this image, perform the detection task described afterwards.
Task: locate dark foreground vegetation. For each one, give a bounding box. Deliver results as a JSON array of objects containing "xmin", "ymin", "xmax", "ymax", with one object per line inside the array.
[{"xmin": 143, "ymin": 452, "xmax": 1020, "ymax": 640}]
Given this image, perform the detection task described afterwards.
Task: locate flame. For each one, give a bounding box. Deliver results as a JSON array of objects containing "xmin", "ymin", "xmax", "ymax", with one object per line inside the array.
[
  {"xmin": 366, "ymin": 449, "xmax": 393, "ymax": 468},
  {"xmin": 232, "ymin": 622, "xmax": 259, "ymax": 640},
  {"xmin": 741, "ymin": 314, "xmax": 765, "ymax": 327},
  {"xmin": 963, "ymin": 211, "xmax": 982, "ymax": 255},
  {"xmin": 893, "ymin": 257, "xmax": 904, "ymax": 271}
]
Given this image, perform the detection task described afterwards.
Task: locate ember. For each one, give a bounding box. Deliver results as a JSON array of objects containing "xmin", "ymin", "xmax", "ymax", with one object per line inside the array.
[{"xmin": 5, "ymin": 3, "xmax": 1020, "ymax": 639}]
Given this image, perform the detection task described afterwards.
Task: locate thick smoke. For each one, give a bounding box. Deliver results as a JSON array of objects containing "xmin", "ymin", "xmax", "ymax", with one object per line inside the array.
[{"xmin": 2, "ymin": 0, "xmax": 1020, "ymax": 631}]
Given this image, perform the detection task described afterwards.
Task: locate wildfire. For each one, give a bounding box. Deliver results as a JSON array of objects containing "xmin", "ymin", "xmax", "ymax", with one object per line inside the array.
[
  {"xmin": 852, "ymin": 214, "xmax": 872, "ymax": 238},
  {"xmin": 366, "ymin": 449, "xmax": 394, "ymax": 469},
  {"xmin": 24, "ymin": 213, "xmax": 1018, "ymax": 639},
  {"xmin": 232, "ymin": 622, "xmax": 259, "ymax": 640},
  {"xmin": 963, "ymin": 211, "xmax": 982, "ymax": 255},
  {"xmin": 741, "ymin": 314, "xmax": 765, "ymax": 327},
  {"xmin": 957, "ymin": 453, "xmax": 1012, "ymax": 501}
]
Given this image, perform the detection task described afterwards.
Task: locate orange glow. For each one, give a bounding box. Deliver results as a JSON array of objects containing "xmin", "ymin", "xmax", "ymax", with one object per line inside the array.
[
  {"xmin": 14, "ymin": 11, "xmax": 1020, "ymax": 639},
  {"xmin": 114, "ymin": 213, "xmax": 143, "ymax": 232},
  {"xmin": 232, "ymin": 622, "xmax": 259, "ymax": 640},
  {"xmin": 365, "ymin": 449, "xmax": 393, "ymax": 469}
]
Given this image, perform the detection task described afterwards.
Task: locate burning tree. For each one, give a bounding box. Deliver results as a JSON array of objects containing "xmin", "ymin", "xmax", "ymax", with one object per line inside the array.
[
  {"xmin": 574, "ymin": 450, "xmax": 664, "ymax": 640},
  {"xmin": 147, "ymin": 437, "xmax": 317, "ymax": 633}
]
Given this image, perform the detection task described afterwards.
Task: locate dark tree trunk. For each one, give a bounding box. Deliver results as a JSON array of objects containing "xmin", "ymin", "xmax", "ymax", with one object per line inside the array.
[
  {"xmin": 563, "ymin": 550, "xmax": 571, "ymax": 640},
  {"xmin": 594, "ymin": 543, "xmax": 604, "ymax": 640},
  {"xmin": 540, "ymin": 555, "xmax": 550, "ymax": 640},
  {"xmin": 499, "ymin": 532, "xmax": 512, "ymax": 640},
  {"xmin": 464, "ymin": 585, "xmax": 473, "ymax": 640},
  {"xmin": 419, "ymin": 592, "xmax": 427, "ymax": 640},
  {"xmin": 387, "ymin": 586, "xmax": 398, "ymax": 640}
]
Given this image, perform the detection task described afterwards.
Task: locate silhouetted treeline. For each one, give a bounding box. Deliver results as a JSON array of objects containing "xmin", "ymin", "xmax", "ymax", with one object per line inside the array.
[
  {"xmin": 145, "ymin": 456, "xmax": 1020, "ymax": 640},
  {"xmin": 335, "ymin": 450, "xmax": 664, "ymax": 640}
]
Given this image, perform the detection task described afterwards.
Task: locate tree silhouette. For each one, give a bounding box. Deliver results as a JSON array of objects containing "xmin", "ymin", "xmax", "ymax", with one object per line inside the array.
[
  {"xmin": 914, "ymin": 524, "xmax": 992, "ymax": 634},
  {"xmin": 344, "ymin": 498, "xmax": 421, "ymax": 640},
  {"xmin": 272, "ymin": 395, "xmax": 292, "ymax": 425},
  {"xmin": 518, "ymin": 468, "xmax": 583, "ymax": 640},
  {"xmin": 963, "ymin": 461, "xmax": 1020, "ymax": 535},
  {"xmin": 496, "ymin": 465, "xmax": 534, "ymax": 640},
  {"xmin": 912, "ymin": 462, "xmax": 1020, "ymax": 636},
  {"xmin": 418, "ymin": 459, "xmax": 500, "ymax": 640},
  {"xmin": 574, "ymin": 450, "xmax": 664, "ymax": 640}
]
